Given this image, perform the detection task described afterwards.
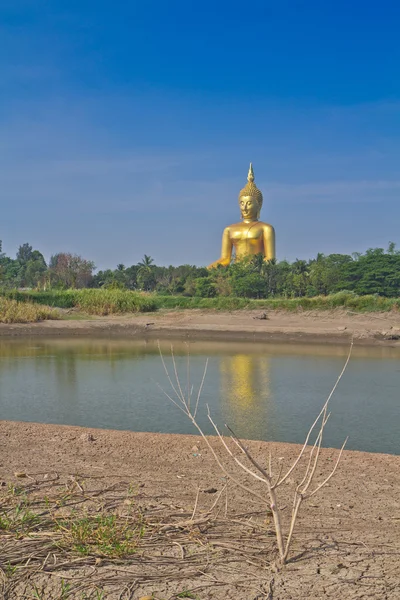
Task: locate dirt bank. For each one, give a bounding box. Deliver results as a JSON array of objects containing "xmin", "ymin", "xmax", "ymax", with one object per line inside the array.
[
  {"xmin": 1, "ymin": 308, "xmax": 400, "ymax": 346},
  {"xmin": 0, "ymin": 420, "xmax": 399, "ymax": 599}
]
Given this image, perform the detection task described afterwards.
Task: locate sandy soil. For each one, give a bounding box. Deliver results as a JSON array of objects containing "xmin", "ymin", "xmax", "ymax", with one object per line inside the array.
[
  {"xmin": 0, "ymin": 421, "xmax": 399, "ymax": 599},
  {"xmin": 1, "ymin": 308, "xmax": 400, "ymax": 346}
]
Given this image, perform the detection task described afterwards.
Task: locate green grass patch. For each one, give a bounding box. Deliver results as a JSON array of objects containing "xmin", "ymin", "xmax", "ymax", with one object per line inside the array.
[
  {"xmin": 0, "ymin": 479, "xmax": 147, "ymax": 561},
  {"xmin": 55, "ymin": 513, "xmax": 145, "ymax": 558}
]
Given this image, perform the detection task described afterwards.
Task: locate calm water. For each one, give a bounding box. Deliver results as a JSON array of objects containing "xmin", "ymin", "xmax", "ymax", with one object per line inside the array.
[{"xmin": 0, "ymin": 338, "xmax": 399, "ymax": 454}]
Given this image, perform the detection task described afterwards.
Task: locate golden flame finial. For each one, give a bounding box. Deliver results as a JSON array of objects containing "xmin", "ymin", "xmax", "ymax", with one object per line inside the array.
[{"xmin": 248, "ymin": 163, "xmax": 255, "ymax": 183}]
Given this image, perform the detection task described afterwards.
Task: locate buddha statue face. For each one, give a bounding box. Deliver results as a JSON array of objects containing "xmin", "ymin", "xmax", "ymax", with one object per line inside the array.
[
  {"xmin": 238, "ymin": 164, "xmax": 263, "ymax": 220},
  {"xmin": 239, "ymin": 195, "xmax": 259, "ymax": 221}
]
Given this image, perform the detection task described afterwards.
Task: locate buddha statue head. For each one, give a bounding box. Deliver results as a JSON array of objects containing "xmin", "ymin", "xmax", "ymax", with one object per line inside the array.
[{"xmin": 238, "ymin": 163, "xmax": 263, "ymax": 220}]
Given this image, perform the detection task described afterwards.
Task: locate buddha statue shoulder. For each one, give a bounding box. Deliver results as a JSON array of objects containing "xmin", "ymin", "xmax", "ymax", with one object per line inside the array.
[{"xmin": 208, "ymin": 164, "xmax": 276, "ymax": 268}]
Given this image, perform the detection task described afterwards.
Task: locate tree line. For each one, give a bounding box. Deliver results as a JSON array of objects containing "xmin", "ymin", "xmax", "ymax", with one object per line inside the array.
[
  {"xmin": 1, "ymin": 241, "xmax": 400, "ymax": 298},
  {"xmin": 0, "ymin": 243, "xmax": 94, "ymax": 290}
]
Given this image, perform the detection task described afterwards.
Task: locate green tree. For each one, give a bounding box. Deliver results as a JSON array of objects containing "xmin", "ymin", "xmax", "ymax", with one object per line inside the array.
[
  {"xmin": 348, "ymin": 250, "xmax": 400, "ymax": 297},
  {"xmin": 49, "ymin": 253, "xmax": 95, "ymax": 288},
  {"xmin": 136, "ymin": 255, "xmax": 155, "ymax": 291},
  {"xmin": 24, "ymin": 257, "xmax": 47, "ymax": 288},
  {"xmin": 387, "ymin": 241, "xmax": 400, "ymax": 255},
  {"xmin": 230, "ymin": 272, "xmax": 268, "ymax": 298},
  {"xmin": 194, "ymin": 277, "xmax": 217, "ymax": 297},
  {"xmin": 137, "ymin": 269, "xmax": 156, "ymax": 291},
  {"xmin": 16, "ymin": 243, "xmax": 33, "ymax": 264},
  {"xmin": 286, "ymin": 260, "xmax": 309, "ymax": 297}
]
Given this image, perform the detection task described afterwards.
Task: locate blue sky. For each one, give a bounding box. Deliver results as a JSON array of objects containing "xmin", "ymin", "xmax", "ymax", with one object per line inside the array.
[{"xmin": 1, "ymin": 0, "xmax": 399, "ymax": 269}]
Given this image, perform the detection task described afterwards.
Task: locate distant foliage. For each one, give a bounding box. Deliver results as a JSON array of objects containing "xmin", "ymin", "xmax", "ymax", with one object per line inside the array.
[
  {"xmin": 49, "ymin": 253, "xmax": 95, "ymax": 289},
  {"xmin": 1, "ymin": 242, "xmax": 400, "ymax": 302},
  {"xmin": 6, "ymin": 289, "xmax": 400, "ymax": 313},
  {"xmin": 151, "ymin": 292, "xmax": 400, "ymax": 312},
  {"xmin": 0, "ymin": 241, "xmax": 47, "ymax": 288}
]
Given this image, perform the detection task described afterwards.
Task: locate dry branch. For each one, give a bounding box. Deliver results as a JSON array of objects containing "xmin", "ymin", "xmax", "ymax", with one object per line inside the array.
[{"xmin": 158, "ymin": 339, "xmax": 353, "ymax": 565}]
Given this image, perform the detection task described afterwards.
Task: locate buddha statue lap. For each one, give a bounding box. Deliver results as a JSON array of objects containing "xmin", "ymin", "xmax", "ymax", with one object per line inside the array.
[{"xmin": 208, "ymin": 164, "xmax": 275, "ymax": 269}]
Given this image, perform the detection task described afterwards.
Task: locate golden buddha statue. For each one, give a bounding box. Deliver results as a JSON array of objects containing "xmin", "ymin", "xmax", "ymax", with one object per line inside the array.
[{"xmin": 208, "ymin": 164, "xmax": 276, "ymax": 268}]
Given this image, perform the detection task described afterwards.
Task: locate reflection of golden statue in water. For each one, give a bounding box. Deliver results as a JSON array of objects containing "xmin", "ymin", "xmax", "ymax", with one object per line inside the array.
[
  {"xmin": 220, "ymin": 354, "xmax": 271, "ymax": 439},
  {"xmin": 208, "ymin": 164, "xmax": 276, "ymax": 268}
]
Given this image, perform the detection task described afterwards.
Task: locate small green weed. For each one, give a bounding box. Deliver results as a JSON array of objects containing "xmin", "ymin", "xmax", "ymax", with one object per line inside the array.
[
  {"xmin": 60, "ymin": 579, "xmax": 71, "ymax": 599},
  {"xmin": 79, "ymin": 591, "xmax": 105, "ymax": 600},
  {"xmin": 7, "ymin": 483, "xmax": 26, "ymax": 496},
  {"xmin": 29, "ymin": 581, "xmax": 73, "ymax": 600},
  {"xmin": 56, "ymin": 492, "xmax": 72, "ymax": 507},
  {"xmin": 4, "ymin": 562, "xmax": 17, "ymax": 578},
  {"xmin": 31, "ymin": 584, "xmax": 44, "ymax": 599},
  {"xmin": 0, "ymin": 503, "xmax": 41, "ymax": 534}
]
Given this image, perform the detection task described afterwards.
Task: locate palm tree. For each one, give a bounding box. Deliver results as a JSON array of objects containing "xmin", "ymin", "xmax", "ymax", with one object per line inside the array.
[
  {"xmin": 137, "ymin": 255, "xmax": 154, "ymax": 269},
  {"xmin": 137, "ymin": 255, "xmax": 156, "ymax": 292}
]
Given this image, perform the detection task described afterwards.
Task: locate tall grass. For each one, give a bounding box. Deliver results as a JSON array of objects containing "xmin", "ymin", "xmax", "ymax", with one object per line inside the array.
[
  {"xmin": 2, "ymin": 289, "xmax": 157, "ymax": 315},
  {"xmin": 0, "ymin": 297, "xmax": 59, "ymax": 323},
  {"xmin": 153, "ymin": 296, "xmax": 255, "ymax": 310},
  {"xmin": 2, "ymin": 289, "xmax": 400, "ymax": 315},
  {"xmin": 154, "ymin": 291, "xmax": 400, "ymax": 312}
]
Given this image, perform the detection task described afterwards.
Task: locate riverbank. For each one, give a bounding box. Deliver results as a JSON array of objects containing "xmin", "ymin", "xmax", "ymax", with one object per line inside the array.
[
  {"xmin": 0, "ymin": 308, "xmax": 400, "ymax": 346},
  {"xmin": 0, "ymin": 420, "xmax": 399, "ymax": 599}
]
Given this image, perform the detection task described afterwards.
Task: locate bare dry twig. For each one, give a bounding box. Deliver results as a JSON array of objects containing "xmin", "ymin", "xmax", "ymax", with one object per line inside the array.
[{"xmin": 158, "ymin": 339, "xmax": 353, "ymax": 565}]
